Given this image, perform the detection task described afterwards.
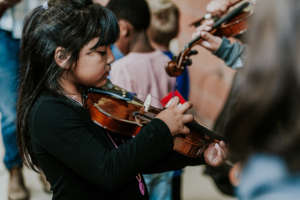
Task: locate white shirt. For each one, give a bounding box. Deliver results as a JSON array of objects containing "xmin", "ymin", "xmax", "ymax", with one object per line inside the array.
[{"xmin": 110, "ymin": 51, "xmax": 176, "ymax": 108}]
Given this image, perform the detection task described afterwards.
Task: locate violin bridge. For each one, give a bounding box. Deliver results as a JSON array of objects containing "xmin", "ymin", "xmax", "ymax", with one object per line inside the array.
[{"xmin": 144, "ymin": 94, "xmax": 152, "ymax": 112}]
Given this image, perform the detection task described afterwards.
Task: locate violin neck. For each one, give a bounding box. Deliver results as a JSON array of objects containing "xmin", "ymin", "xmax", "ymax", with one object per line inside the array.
[
  {"xmin": 213, "ymin": 1, "xmax": 250, "ymax": 28},
  {"xmin": 186, "ymin": 120, "xmax": 226, "ymax": 142}
]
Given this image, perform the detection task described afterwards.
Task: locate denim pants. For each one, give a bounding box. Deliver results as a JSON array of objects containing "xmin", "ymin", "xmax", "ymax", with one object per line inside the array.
[
  {"xmin": 0, "ymin": 29, "xmax": 22, "ymax": 170},
  {"xmin": 143, "ymin": 171, "xmax": 174, "ymax": 200}
]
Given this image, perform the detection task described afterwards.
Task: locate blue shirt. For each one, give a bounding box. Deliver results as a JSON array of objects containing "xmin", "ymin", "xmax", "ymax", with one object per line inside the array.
[
  {"xmin": 111, "ymin": 44, "xmax": 124, "ymax": 61},
  {"xmin": 237, "ymin": 154, "xmax": 300, "ymax": 200}
]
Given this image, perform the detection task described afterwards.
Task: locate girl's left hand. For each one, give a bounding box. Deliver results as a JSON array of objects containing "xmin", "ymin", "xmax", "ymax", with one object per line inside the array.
[{"xmin": 204, "ymin": 141, "xmax": 227, "ymax": 167}]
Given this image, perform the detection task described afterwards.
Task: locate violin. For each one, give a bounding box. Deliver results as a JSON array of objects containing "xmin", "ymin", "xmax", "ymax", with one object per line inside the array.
[
  {"xmin": 85, "ymin": 80, "xmax": 225, "ymax": 158},
  {"xmin": 165, "ymin": 0, "xmax": 254, "ymax": 77}
]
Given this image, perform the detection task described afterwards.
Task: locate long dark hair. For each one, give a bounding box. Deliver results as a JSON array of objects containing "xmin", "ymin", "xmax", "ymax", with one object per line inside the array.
[
  {"xmin": 17, "ymin": 0, "xmax": 119, "ymax": 170},
  {"xmin": 224, "ymin": 0, "xmax": 300, "ymax": 171}
]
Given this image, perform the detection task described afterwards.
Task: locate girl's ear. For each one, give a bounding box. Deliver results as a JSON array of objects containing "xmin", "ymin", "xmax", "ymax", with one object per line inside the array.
[{"xmin": 54, "ymin": 47, "xmax": 71, "ymax": 69}]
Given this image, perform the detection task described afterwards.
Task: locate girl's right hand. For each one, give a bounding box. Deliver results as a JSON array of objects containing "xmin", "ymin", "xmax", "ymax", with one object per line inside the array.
[{"xmin": 156, "ymin": 97, "xmax": 193, "ymax": 136}]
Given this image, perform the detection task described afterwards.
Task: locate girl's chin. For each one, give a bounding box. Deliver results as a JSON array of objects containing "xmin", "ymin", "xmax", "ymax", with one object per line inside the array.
[{"xmin": 96, "ymin": 79, "xmax": 108, "ymax": 88}]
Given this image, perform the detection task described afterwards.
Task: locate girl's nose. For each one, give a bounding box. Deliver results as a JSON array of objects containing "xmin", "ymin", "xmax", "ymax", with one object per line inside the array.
[
  {"xmin": 105, "ymin": 63, "xmax": 111, "ymax": 72},
  {"xmin": 107, "ymin": 46, "xmax": 115, "ymax": 64}
]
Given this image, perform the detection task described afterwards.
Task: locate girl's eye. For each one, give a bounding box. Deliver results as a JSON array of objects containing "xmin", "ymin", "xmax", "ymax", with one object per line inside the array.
[{"xmin": 97, "ymin": 51, "xmax": 107, "ymax": 56}]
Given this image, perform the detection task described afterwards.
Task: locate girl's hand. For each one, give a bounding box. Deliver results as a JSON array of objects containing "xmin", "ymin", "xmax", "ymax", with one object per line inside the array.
[
  {"xmin": 156, "ymin": 97, "xmax": 193, "ymax": 136},
  {"xmin": 192, "ymin": 19, "xmax": 222, "ymax": 52},
  {"xmin": 204, "ymin": 141, "xmax": 227, "ymax": 167}
]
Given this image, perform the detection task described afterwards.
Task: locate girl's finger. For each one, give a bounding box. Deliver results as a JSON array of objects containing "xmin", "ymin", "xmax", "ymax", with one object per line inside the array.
[
  {"xmin": 182, "ymin": 114, "xmax": 194, "ymax": 124},
  {"xmin": 165, "ymin": 96, "xmax": 179, "ymax": 108},
  {"xmin": 177, "ymin": 101, "xmax": 192, "ymax": 114},
  {"xmin": 180, "ymin": 125, "xmax": 190, "ymax": 135}
]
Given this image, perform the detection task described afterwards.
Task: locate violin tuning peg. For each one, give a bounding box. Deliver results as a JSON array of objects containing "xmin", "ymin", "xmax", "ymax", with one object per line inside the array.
[
  {"xmin": 183, "ymin": 59, "xmax": 192, "ymax": 66},
  {"xmin": 187, "ymin": 50, "xmax": 198, "ymax": 57},
  {"xmin": 144, "ymin": 94, "xmax": 152, "ymax": 112}
]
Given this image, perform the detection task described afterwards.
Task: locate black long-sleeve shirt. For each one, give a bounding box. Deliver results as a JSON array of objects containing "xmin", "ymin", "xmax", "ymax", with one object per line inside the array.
[{"xmin": 28, "ymin": 91, "xmax": 204, "ymax": 200}]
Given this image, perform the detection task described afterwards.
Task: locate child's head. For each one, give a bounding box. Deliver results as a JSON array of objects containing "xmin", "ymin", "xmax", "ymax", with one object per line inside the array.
[
  {"xmin": 147, "ymin": 0, "xmax": 179, "ymax": 48},
  {"xmin": 106, "ymin": 0, "xmax": 151, "ymax": 54},
  {"xmin": 106, "ymin": 0, "xmax": 150, "ymax": 31},
  {"xmin": 20, "ymin": 0, "xmax": 119, "ymax": 93},
  {"xmin": 224, "ymin": 0, "xmax": 300, "ymax": 171}
]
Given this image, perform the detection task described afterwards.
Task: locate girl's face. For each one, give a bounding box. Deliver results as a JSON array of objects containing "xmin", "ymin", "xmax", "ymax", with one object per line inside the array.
[{"xmin": 73, "ymin": 37, "xmax": 114, "ymax": 88}]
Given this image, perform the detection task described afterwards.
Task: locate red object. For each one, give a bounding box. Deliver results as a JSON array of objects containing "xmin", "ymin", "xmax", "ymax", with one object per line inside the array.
[{"xmin": 160, "ymin": 90, "xmax": 186, "ymax": 107}]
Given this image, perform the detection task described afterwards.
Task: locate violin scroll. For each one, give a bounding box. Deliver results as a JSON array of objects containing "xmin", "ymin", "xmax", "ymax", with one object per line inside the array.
[
  {"xmin": 166, "ymin": 50, "xmax": 198, "ymax": 77},
  {"xmin": 166, "ymin": 59, "xmax": 184, "ymax": 77}
]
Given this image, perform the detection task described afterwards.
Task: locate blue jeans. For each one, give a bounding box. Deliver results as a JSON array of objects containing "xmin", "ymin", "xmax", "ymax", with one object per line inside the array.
[
  {"xmin": 0, "ymin": 29, "xmax": 22, "ymax": 170},
  {"xmin": 143, "ymin": 171, "xmax": 174, "ymax": 200}
]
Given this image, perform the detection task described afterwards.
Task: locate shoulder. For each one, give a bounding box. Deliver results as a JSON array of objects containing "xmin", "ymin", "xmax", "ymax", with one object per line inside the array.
[
  {"xmin": 149, "ymin": 51, "xmax": 171, "ymax": 67},
  {"xmin": 111, "ymin": 54, "xmax": 134, "ymax": 69},
  {"xmin": 29, "ymin": 92, "xmax": 89, "ymax": 131}
]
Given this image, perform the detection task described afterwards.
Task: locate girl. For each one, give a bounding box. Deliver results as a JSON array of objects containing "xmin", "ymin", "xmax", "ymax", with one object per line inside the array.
[{"xmin": 17, "ymin": 1, "xmax": 226, "ymax": 199}]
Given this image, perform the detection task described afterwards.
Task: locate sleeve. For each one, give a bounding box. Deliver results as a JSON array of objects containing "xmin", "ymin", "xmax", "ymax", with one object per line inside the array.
[
  {"xmin": 110, "ymin": 63, "xmax": 136, "ymax": 93},
  {"xmin": 31, "ymin": 100, "xmax": 174, "ymax": 192},
  {"xmin": 214, "ymin": 37, "xmax": 245, "ymax": 69},
  {"xmin": 142, "ymin": 151, "xmax": 205, "ymax": 174}
]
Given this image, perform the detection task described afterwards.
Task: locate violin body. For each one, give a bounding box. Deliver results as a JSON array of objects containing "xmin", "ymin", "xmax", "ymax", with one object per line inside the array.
[
  {"xmin": 174, "ymin": 121, "xmax": 225, "ymax": 157},
  {"xmin": 86, "ymin": 86, "xmax": 160, "ymax": 137},
  {"xmin": 86, "ymin": 92, "xmax": 142, "ymax": 136},
  {"xmin": 85, "ymin": 82, "xmax": 225, "ymax": 158},
  {"xmin": 215, "ymin": 11, "xmax": 250, "ymax": 37}
]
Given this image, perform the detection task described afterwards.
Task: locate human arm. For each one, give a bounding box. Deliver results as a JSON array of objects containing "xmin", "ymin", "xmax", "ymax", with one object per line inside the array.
[
  {"xmin": 142, "ymin": 151, "xmax": 205, "ymax": 174},
  {"xmin": 31, "ymin": 95, "xmax": 194, "ymax": 191},
  {"xmin": 192, "ymin": 19, "xmax": 245, "ymax": 68},
  {"xmin": 31, "ymin": 98, "xmax": 175, "ymax": 191}
]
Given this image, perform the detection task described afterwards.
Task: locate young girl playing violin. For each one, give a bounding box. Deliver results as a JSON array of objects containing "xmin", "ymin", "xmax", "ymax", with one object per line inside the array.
[{"xmin": 17, "ymin": 1, "xmax": 226, "ymax": 199}]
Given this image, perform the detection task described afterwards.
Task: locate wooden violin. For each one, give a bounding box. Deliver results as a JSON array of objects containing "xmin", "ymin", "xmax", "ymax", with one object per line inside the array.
[
  {"xmin": 85, "ymin": 80, "xmax": 225, "ymax": 158},
  {"xmin": 165, "ymin": 0, "xmax": 254, "ymax": 77}
]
